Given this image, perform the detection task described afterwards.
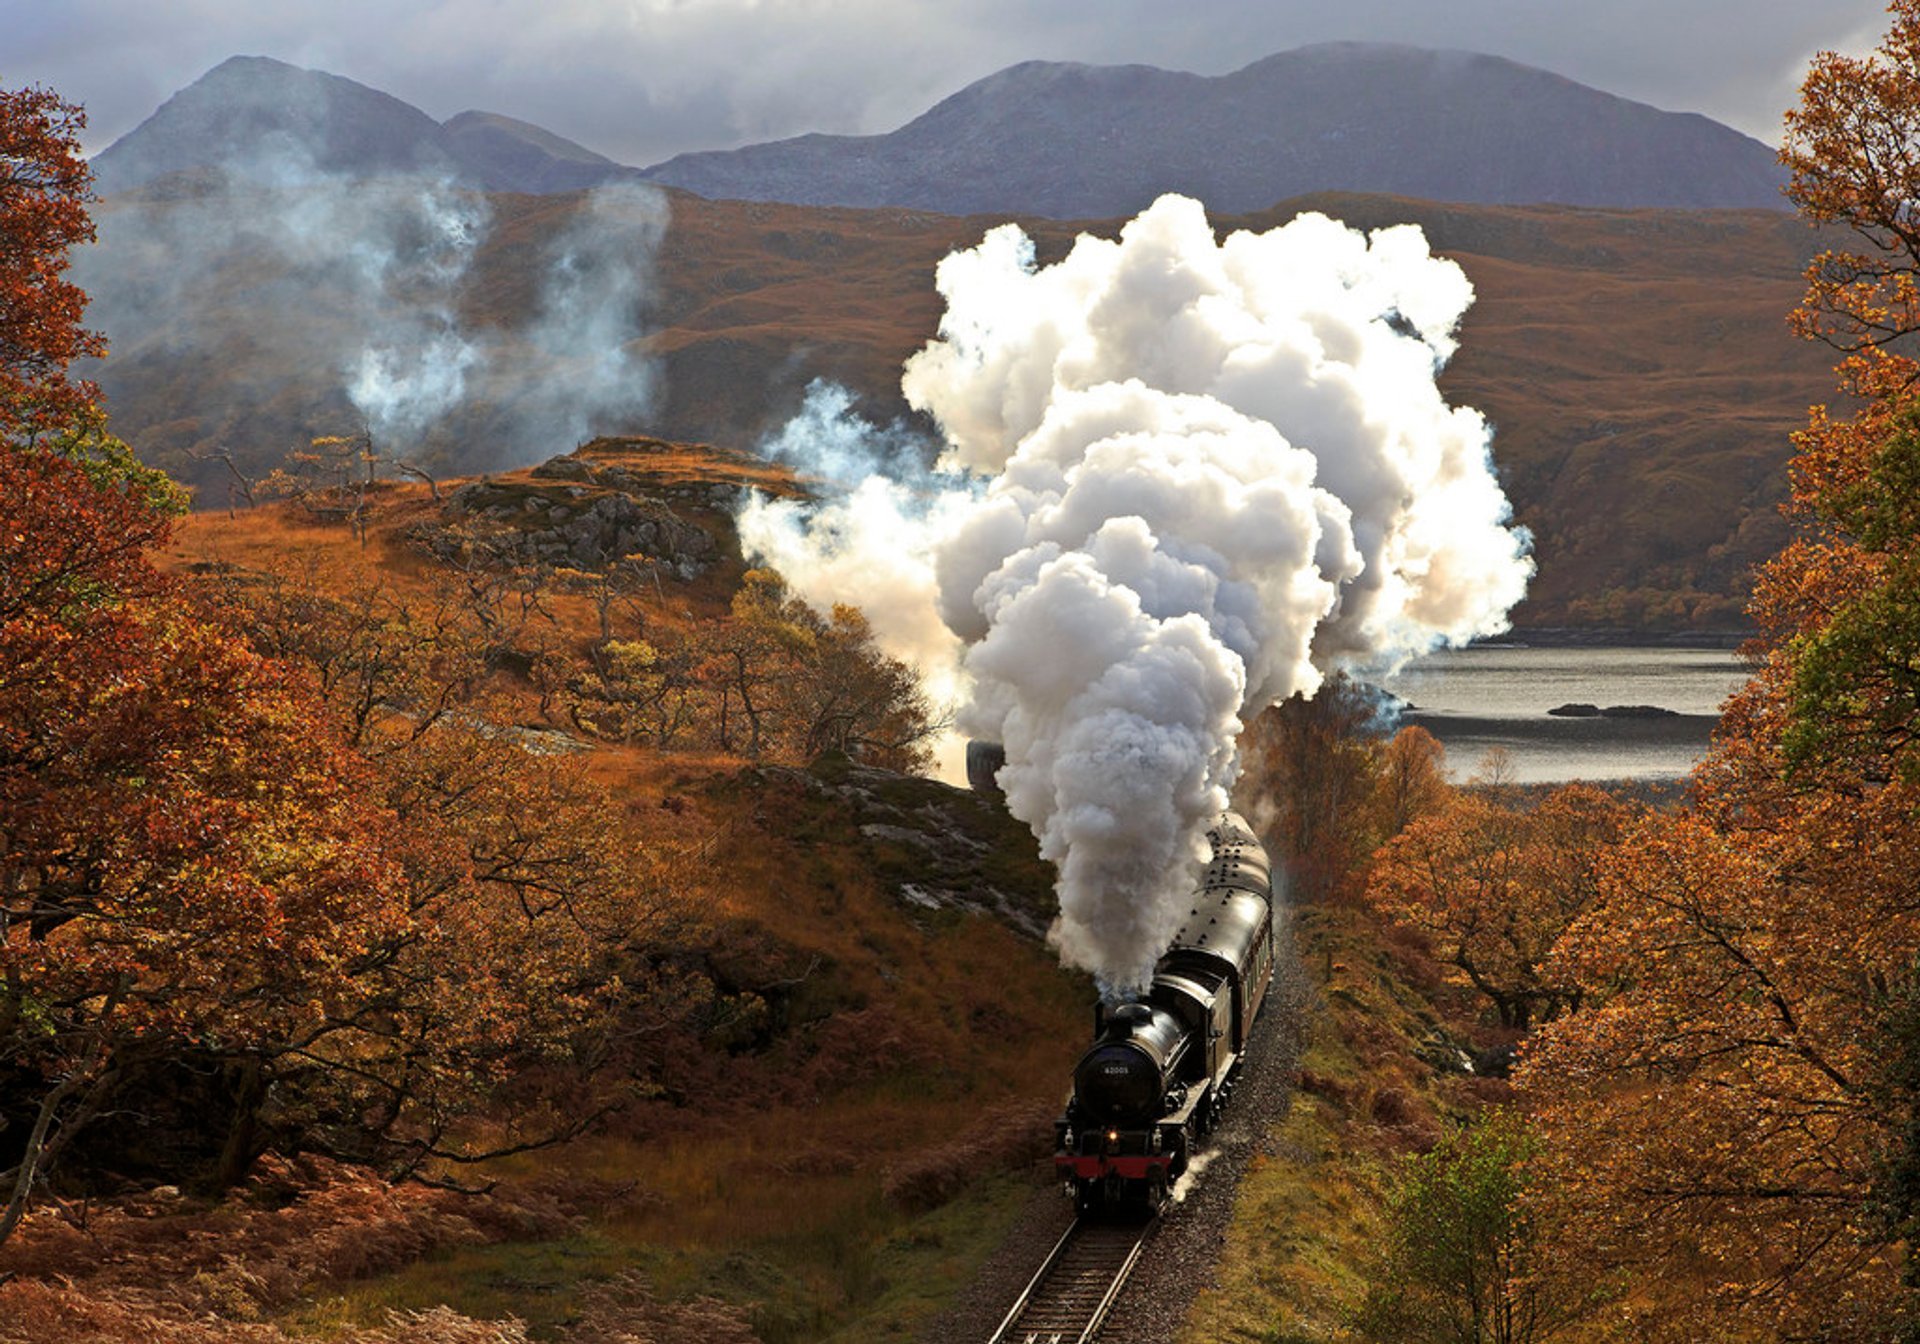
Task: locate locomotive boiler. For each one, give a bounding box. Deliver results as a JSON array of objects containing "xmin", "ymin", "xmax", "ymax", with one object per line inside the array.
[{"xmin": 1055, "ymin": 811, "xmax": 1276, "ymax": 1210}]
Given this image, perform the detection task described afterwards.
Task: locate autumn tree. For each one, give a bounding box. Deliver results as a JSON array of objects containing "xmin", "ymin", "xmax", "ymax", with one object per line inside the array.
[
  {"xmin": 565, "ymin": 567, "xmax": 939, "ymax": 770},
  {"xmin": 1241, "ymin": 675, "xmax": 1386, "ymax": 903},
  {"xmin": 191, "ymin": 554, "xmax": 706, "ymax": 1180},
  {"xmin": 1519, "ymin": 789, "xmax": 1918, "ymax": 1338},
  {"xmin": 0, "ymin": 82, "xmax": 676, "ymax": 1245},
  {"xmin": 203, "ymin": 558, "xmax": 487, "ymax": 751},
  {"xmin": 1370, "ymin": 784, "xmax": 1633, "ymax": 1030},
  {"xmin": 264, "ymin": 722, "xmax": 684, "ymax": 1184},
  {"xmin": 0, "ymin": 441, "xmax": 410, "ymax": 1237},
  {"xmin": 1353, "ymin": 1111, "xmax": 1592, "ymax": 1344},
  {"xmin": 784, "ymin": 602, "xmax": 940, "ymax": 773},
  {"xmin": 574, "ymin": 626, "xmax": 702, "ymax": 746},
  {"xmin": 0, "ymin": 84, "xmax": 101, "ymax": 441},
  {"xmin": 1783, "ymin": 0, "xmax": 1920, "ymax": 397},
  {"xmin": 1509, "ymin": 9, "xmax": 1920, "ymax": 1333},
  {"xmin": 1367, "ymin": 724, "xmax": 1451, "ymax": 839}
]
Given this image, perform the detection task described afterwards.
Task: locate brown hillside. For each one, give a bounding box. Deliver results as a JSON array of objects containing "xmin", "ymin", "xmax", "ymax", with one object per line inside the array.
[
  {"xmin": 102, "ymin": 457, "xmax": 1094, "ymax": 1339},
  {"xmin": 92, "ymin": 185, "xmax": 1838, "ymax": 630},
  {"xmin": 636, "ymin": 191, "xmax": 1837, "ymax": 630}
]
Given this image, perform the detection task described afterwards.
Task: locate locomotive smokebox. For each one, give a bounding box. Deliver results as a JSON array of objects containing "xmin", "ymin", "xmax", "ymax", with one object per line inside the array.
[{"xmin": 1072, "ymin": 1002, "xmax": 1187, "ymax": 1124}]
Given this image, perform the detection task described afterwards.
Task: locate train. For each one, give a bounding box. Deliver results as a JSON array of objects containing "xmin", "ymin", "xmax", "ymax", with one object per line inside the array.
[
  {"xmin": 1054, "ymin": 810, "xmax": 1276, "ymax": 1210},
  {"xmin": 965, "ymin": 743, "xmax": 1277, "ymax": 1212}
]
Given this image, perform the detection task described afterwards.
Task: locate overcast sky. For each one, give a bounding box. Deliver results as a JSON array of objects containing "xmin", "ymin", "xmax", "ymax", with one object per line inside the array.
[{"xmin": 2, "ymin": 0, "xmax": 1894, "ymax": 166}]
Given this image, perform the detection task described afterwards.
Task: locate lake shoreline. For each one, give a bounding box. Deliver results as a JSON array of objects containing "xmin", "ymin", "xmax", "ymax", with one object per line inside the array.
[
  {"xmin": 1382, "ymin": 644, "xmax": 1748, "ymax": 784},
  {"xmin": 1503, "ymin": 625, "xmax": 1754, "ymax": 651}
]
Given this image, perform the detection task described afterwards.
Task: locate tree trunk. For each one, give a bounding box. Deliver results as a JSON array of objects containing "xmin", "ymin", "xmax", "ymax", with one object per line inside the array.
[
  {"xmin": 0, "ymin": 1067, "xmax": 94, "ymax": 1249},
  {"xmin": 211, "ymin": 1057, "xmax": 269, "ymax": 1192}
]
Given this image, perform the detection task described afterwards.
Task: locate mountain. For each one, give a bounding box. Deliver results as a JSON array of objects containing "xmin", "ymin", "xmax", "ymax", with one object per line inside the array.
[
  {"xmin": 91, "ymin": 56, "xmax": 637, "ymax": 196},
  {"xmin": 98, "ymin": 46, "xmax": 1786, "ymax": 216},
  {"xmin": 440, "ymin": 110, "xmax": 625, "ymax": 194},
  {"xmin": 641, "ymin": 44, "xmax": 1789, "ymax": 216}
]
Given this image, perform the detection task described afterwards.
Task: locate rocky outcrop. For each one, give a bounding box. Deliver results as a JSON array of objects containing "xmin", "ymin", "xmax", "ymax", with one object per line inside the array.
[
  {"xmin": 421, "ymin": 471, "xmax": 719, "ymax": 578},
  {"xmin": 529, "ymin": 451, "xmax": 746, "ymax": 510},
  {"xmin": 769, "ymin": 754, "xmax": 1059, "ymax": 942}
]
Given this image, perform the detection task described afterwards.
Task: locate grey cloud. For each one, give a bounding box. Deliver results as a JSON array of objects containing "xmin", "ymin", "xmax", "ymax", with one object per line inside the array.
[{"xmin": 4, "ymin": 0, "xmax": 1891, "ymax": 165}]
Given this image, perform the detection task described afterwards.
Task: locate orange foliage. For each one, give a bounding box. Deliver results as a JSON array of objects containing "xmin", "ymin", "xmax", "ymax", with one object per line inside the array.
[
  {"xmin": 1370, "ymin": 784, "xmax": 1635, "ymax": 1030},
  {"xmin": 1520, "ymin": 758, "xmax": 1920, "ymax": 1336},
  {"xmin": 0, "ymin": 105, "xmax": 688, "ymax": 1240},
  {"xmin": 0, "ymin": 84, "xmax": 102, "ymax": 440},
  {"xmin": 1503, "ymin": 12, "xmax": 1920, "ymax": 1332},
  {"xmin": 0, "ymin": 1156, "xmax": 748, "ymax": 1343},
  {"xmin": 1783, "ymin": 0, "xmax": 1920, "ymax": 400},
  {"xmin": 1242, "ymin": 678, "xmax": 1417, "ymax": 904}
]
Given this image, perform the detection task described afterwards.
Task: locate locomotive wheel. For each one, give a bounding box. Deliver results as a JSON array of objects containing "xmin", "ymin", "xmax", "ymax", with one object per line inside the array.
[{"xmin": 1146, "ymin": 1174, "xmax": 1168, "ymax": 1212}]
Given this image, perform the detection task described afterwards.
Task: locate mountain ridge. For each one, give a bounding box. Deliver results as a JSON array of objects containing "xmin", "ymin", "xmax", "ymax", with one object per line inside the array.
[
  {"xmin": 93, "ymin": 46, "xmax": 1788, "ymax": 216},
  {"xmin": 91, "ymin": 55, "xmax": 641, "ymax": 196},
  {"xmin": 639, "ymin": 43, "xmax": 1790, "ymax": 216}
]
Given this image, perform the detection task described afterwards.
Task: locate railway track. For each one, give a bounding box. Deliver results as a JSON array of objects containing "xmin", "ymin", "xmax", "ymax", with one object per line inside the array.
[{"xmin": 986, "ymin": 1214, "xmax": 1153, "ymax": 1344}]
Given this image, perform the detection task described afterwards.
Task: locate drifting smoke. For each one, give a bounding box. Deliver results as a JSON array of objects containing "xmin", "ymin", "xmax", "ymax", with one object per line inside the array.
[
  {"xmin": 1170, "ymin": 1149, "xmax": 1216, "ymax": 1204},
  {"xmin": 739, "ymin": 194, "xmax": 1531, "ymax": 990},
  {"xmin": 485, "ymin": 181, "xmax": 668, "ymax": 451},
  {"xmin": 739, "ymin": 380, "xmax": 977, "ymax": 777},
  {"xmin": 334, "ymin": 181, "xmax": 489, "ymax": 447},
  {"xmin": 75, "ymin": 151, "xmax": 668, "ymax": 477}
]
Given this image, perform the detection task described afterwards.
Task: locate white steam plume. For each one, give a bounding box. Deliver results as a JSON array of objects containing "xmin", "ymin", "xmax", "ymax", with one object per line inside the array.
[
  {"xmin": 336, "ymin": 180, "xmax": 489, "ymax": 447},
  {"xmin": 77, "ymin": 157, "xmax": 669, "ymax": 474},
  {"xmin": 737, "ymin": 380, "xmax": 975, "ymax": 778},
  {"xmin": 487, "ymin": 181, "xmax": 669, "ymax": 449},
  {"xmin": 740, "ymin": 195, "xmax": 1531, "ymax": 988}
]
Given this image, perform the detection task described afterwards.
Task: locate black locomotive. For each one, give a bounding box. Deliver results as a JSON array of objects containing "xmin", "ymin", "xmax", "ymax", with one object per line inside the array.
[{"xmin": 1054, "ymin": 811, "xmax": 1276, "ymax": 1210}]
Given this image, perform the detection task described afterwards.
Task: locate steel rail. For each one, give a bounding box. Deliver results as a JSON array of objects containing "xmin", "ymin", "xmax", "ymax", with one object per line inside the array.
[{"xmin": 986, "ymin": 1214, "xmax": 1152, "ymax": 1344}]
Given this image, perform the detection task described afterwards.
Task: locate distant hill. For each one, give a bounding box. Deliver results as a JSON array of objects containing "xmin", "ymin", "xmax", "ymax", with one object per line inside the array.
[
  {"xmin": 79, "ymin": 181, "xmax": 1835, "ymax": 632},
  {"xmin": 639, "ymin": 44, "xmax": 1790, "ymax": 217},
  {"xmin": 91, "ymin": 56, "xmax": 638, "ymax": 195},
  {"xmin": 97, "ymin": 45, "xmax": 1786, "ymax": 218},
  {"xmin": 441, "ymin": 110, "xmax": 626, "ymax": 194}
]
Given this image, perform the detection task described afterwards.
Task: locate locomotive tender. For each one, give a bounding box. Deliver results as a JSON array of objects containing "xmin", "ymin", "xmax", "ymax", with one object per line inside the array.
[{"xmin": 1056, "ymin": 812, "xmax": 1275, "ymax": 1211}]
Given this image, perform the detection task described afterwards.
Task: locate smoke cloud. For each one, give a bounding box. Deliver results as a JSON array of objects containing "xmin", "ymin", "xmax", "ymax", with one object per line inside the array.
[
  {"xmin": 738, "ymin": 380, "xmax": 976, "ymax": 778},
  {"xmin": 334, "ymin": 180, "xmax": 490, "ymax": 447},
  {"xmin": 75, "ymin": 151, "xmax": 668, "ymax": 481},
  {"xmin": 483, "ymin": 180, "xmax": 669, "ymax": 451},
  {"xmin": 740, "ymin": 193, "xmax": 1531, "ymax": 989}
]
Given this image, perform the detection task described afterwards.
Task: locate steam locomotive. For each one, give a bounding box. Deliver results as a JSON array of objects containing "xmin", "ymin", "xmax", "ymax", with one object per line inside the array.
[
  {"xmin": 963, "ymin": 743, "xmax": 1276, "ymax": 1211},
  {"xmin": 1054, "ymin": 810, "xmax": 1276, "ymax": 1210}
]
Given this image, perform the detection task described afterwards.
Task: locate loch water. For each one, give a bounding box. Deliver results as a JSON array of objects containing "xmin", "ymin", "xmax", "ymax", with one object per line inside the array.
[{"xmin": 1379, "ymin": 644, "xmax": 1751, "ymax": 785}]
